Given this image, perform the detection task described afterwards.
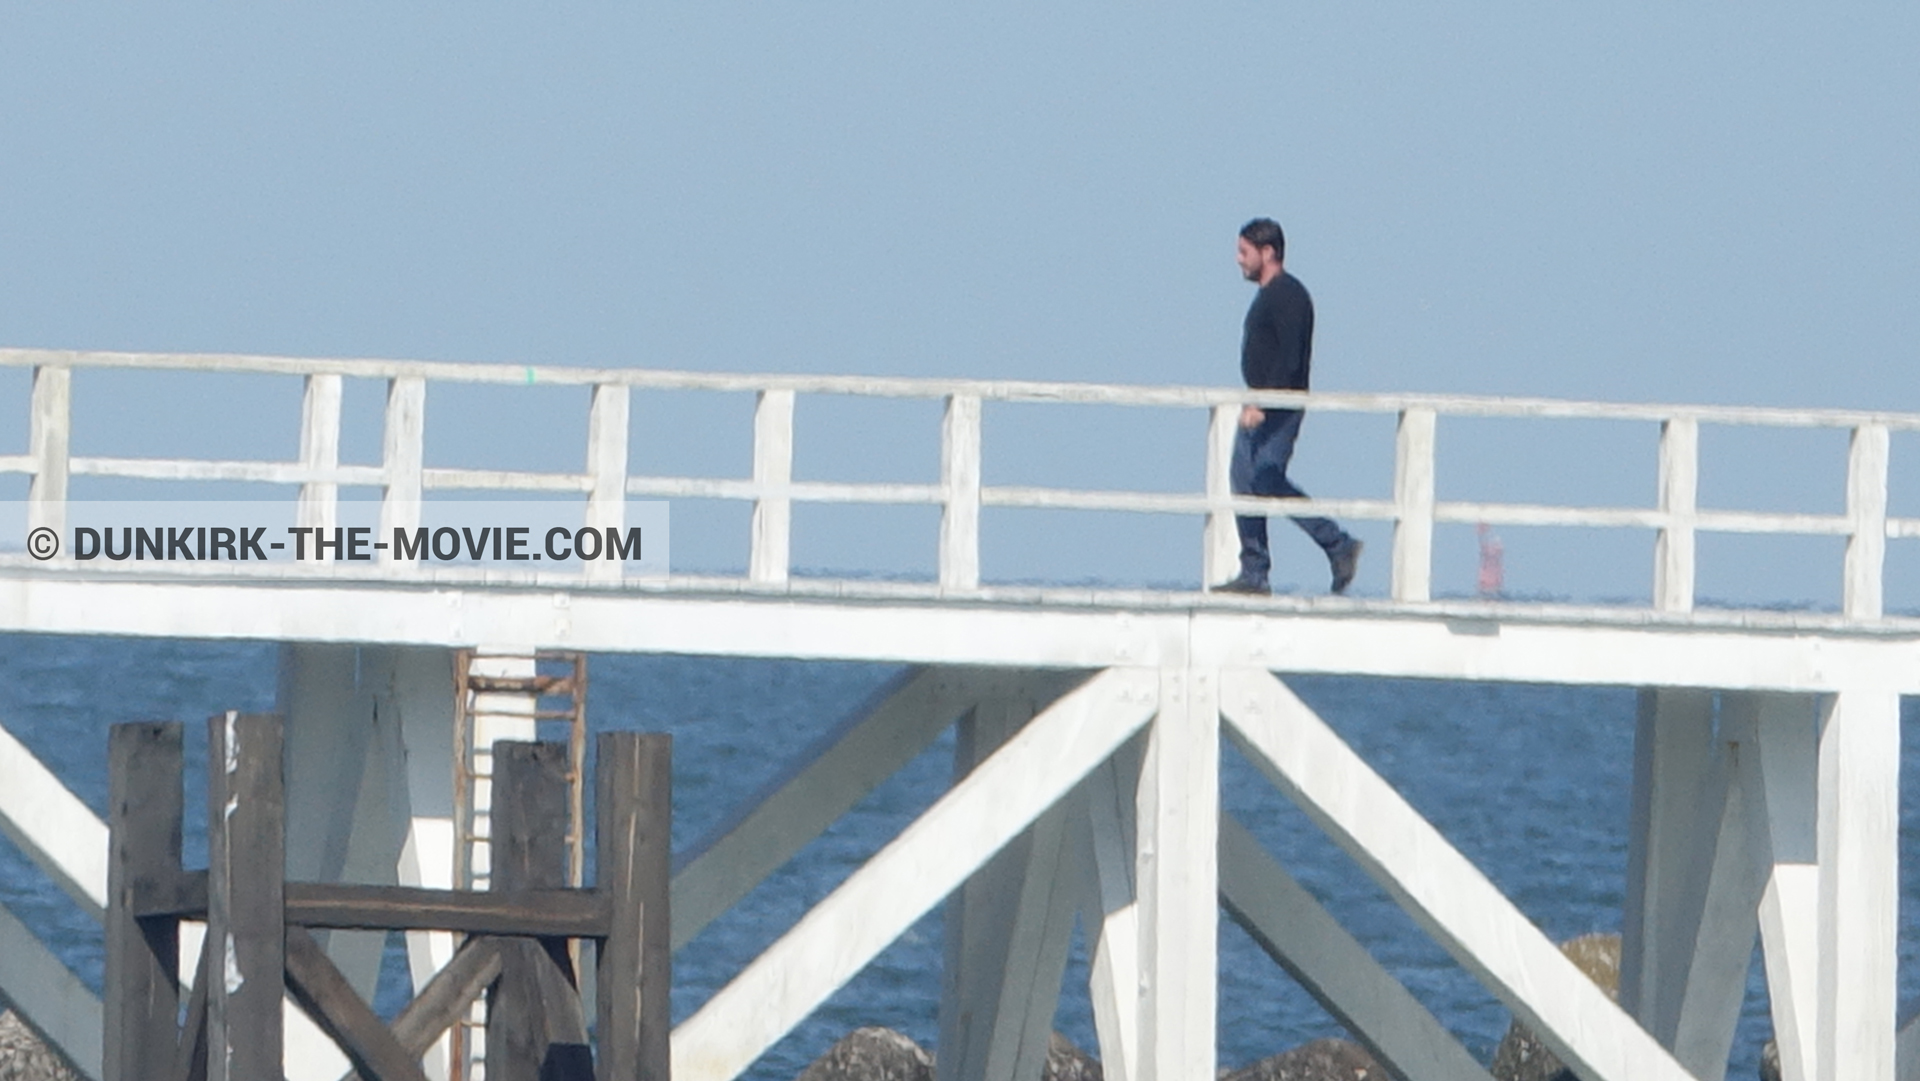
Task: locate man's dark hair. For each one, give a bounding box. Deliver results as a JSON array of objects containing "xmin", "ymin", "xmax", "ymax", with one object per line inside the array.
[{"xmin": 1239, "ymin": 218, "xmax": 1285, "ymax": 262}]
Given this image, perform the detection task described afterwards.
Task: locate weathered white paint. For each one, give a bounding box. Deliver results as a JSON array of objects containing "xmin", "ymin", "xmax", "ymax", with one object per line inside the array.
[
  {"xmin": 0, "ymin": 899, "xmax": 100, "ymax": 1079},
  {"xmin": 12, "ymin": 347, "xmax": 1920, "ymax": 430},
  {"xmin": 1134, "ymin": 665, "xmax": 1216, "ymax": 1081},
  {"xmin": 584, "ymin": 383, "xmax": 630, "ymax": 584},
  {"xmin": 4, "ymin": 347, "xmax": 1916, "ymax": 621},
  {"xmin": 1220, "ymin": 668, "xmax": 1695, "ymax": 1081},
  {"xmin": 379, "ymin": 376, "xmax": 426, "ymax": 565},
  {"xmin": 0, "ymin": 722, "xmax": 107, "ymax": 918},
  {"xmin": 297, "ymin": 373, "xmax": 342, "ymax": 532},
  {"xmin": 1217, "ymin": 815, "xmax": 1493, "ymax": 1081},
  {"xmin": 0, "ymin": 722, "xmax": 349, "ymax": 1081},
  {"xmin": 672, "ymin": 667, "xmax": 1076, "ymax": 950},
  {"xmin": 1727, "ymin": 693, "xmax": 1818, "ymax": 1081},
  {"xmin": 369, "ymin": 646, "xmax": 461, "ymax": 1081},
  {"xmin": 1203, "ymin": 404, "xmax": 1239, "ymax": 587},
  {"xmin": 1654, "ymin": 417, "xmax": 1698, "ymax": 613},
  {"xmin": 1391, "ymin": 407, "xmax": 1436, "ymax": 603},
  {"xmin": 750, "ymin": 389, "xmax": 794, "ymax": 585},
  {"xmin": 1816, "ymin": 690, "xmax": 1900, "ymax": 1081},
  {"xmin": 1190, "ymin": 611, "xmax": 1920, "ymax": 694},
  {"xmin": 1621, "ymin": 686, "xmax": 1750, "ymax": 1073},
  {"xmin": 5, "ymin": 579, "xmax": 1920, "ymax": 692},
  {"xmin": 940, "ymin": 394, "xmax": 982, "ymax": 590},
  {"xmin": 1654, "ymin": 699, "xmax": 1772, "ymax": 1081},
  {"xmin": 27, "ymin": 364, "xmax": 70, "ymax": 538},
  {"xmin": 939, "ymin": 696, "xmax": 1077, "ymax": 1081},
  {"xmin": 1079, "ymin": 742, "xmax": 1142, "ymax": 1081},
  {"xmin": 278, "ymin": 644, "xmax": 405, "ymax": 1004},
  {"xmin": 671, "ymin": 667, "xmax": 1159, "ymax": 1081},
  {"xmin": 1845, "ymin": 423, "xmax": 1890, "ymax": 620}
]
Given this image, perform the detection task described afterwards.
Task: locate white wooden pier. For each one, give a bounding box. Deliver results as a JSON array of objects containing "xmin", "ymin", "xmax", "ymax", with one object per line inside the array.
[{"xmin": 0, "ymin": 347, "xmax": 1915, "ymax": 1081}]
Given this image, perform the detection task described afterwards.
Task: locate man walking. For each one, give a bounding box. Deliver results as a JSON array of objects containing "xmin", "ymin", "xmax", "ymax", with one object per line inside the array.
[{"xmin": 1213, "ymin": 218, "xmax": 1362, "ymax": 596}]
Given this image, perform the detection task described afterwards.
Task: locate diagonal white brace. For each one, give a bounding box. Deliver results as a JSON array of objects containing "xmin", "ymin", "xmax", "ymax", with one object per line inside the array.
[
  {"xmin": 1219, "ymin": 667, "xmax": 1694, "ymax": 1081},
  {"xmin": 0, "ymin": 900, "xmax": 101, "ymax": 1080},
  {"xmin": 1727, "ymin": 693, "xmax": 1817, "ymax": 1081},
  {"xmin": 1218, "ymin": 814, "xmax": 1493, "ymax": 1081},
  {"xmin": 1079, "ymin": 740, "xmax": 1143, "ymax": 1081},
  {"xmin": 671, "ymin": 666, "xmax": 1160, "ymax": 1081},
  {"xmin": 672, "ymin": 666, "xmax": 1084, "ymax": 951}
]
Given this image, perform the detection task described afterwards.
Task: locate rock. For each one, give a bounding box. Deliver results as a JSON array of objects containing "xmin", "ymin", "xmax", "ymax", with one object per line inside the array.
[
  {"xmin": 796, "ymin": 1028, "xmax": 935, "ymax": 1081},
  {"xmin": 1046, "ymin": 1031, "xmax": 1103, "ymax": 1081},
  {"xmin": 1218, "ymin": 1037, "xmax": 1383, "ymax": 1081},
  {"xmin": 1490, "ymin": 933, "xmax": 1620, "ymax": 1081},
  {"xmin": 1759, "ymin": 1039, "xmax": 1781, "ymax": 1081},
  {"xmin": 796, "ymin": 1027, "xmax": 1103, "ymax": 1081},
  {"xmin": 0, "ymin": 1011, "xmax": 79, "ymax": 1081}
]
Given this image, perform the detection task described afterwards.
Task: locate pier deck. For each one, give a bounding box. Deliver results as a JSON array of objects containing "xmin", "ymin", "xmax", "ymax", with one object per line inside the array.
[{"xmin": 0, "ymin": 348, "xmax": 1914, "ymax": 1081}]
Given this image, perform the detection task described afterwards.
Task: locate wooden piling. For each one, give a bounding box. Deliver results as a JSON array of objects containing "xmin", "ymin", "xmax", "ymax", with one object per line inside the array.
[
  {"xmin": 205, "ymin": 712, "xmax": 285, "ymax": 1081},
  {"xmin": 595, "ymin": 732, "xmax": 672, "ymax": 1081},
  {"xmin": 105, "ymin": 722, "xmax": 182, "ymax": 1081},
  {"xmin": 488, "ymin": 741, "xmax": 591, "ymax": 1080},
  {"xmin": 101, "ymin": 720, "xmax": 673, "ymax": 1081}
]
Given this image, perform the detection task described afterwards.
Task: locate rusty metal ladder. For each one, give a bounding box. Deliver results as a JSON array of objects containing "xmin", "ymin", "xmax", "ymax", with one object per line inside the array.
[{"xmin": 449, "ymin": 649, "xmax": 589, "ymax": 1081}]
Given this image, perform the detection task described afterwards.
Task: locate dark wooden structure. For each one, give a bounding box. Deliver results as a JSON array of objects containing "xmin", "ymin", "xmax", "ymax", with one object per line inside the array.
[{"xmin": 104, "ymin": 714, "xmax": 671, "ymax": 1081}]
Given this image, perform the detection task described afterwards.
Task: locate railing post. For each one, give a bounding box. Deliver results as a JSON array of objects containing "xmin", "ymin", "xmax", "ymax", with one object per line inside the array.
[
  {"xmin": 749, "ymin": 389, "xmax": 794, "ymax": 584},
  {"xmin": 28, "ymin": 363, "xmax": 71, "ymax": 539},
  {"xmin": 586, "ymin": 384, "xmax": 631, "ymax": 584},
  {"xmin": 940, "ymin": 394, "xmax": 982, "ymax": 590},
  {"xmin": 1843, "ymin": 422, "xmax": 1889, "ymax": 620},
  {"xmin": 1202, "ymin": 405, "xmax": 1239, "ymax": 588},
  {"xmin": 1654, "ymin": 417, "xmax": 1699, "ymax": 613},
  {"xmin": 379, "ymin": 376, "xmax": 426, "ymax": 567},
  {"xmin": 1390, "ymin": 408, "xmax": 1437, "ymax": 602},
  {"xmin": 205, "ymin": 712, "xmax": 285, "ymax": 1081},
  {"xmin": 298, "ymin": 373, "xmax": 343, "ymax": 533}
]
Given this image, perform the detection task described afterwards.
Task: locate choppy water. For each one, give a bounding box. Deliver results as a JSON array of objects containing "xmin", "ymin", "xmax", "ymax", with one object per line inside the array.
[{"xmin": 0, "ymin": 635, "xmax": 1915, "ymax": 1080}]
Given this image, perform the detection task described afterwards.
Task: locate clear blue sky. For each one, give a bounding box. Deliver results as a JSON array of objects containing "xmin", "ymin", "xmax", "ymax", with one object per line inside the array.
[{"xmin": 4, "ymin": 5, "xmax": 1917, "ymax": 604}]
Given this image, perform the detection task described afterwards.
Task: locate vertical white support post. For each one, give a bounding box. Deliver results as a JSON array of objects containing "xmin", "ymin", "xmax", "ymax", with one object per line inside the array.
[
  {"xmin": 275, "ymin": 645, "xmax": 420, "ymax": 1081},
  {"xmin": 749, "ymin": 388, "xmax": 794, "ymax": 585},
  {"xmin": 367, "ymin": 646, "xmax": 459, "ymax": 1081},
  {"xmin": 939, "ymin": 695, "xmax": 1077, "ymax": 1081},
  {"xmin": 1730, "ymin": 693, "xmax": 1818, "ymax": 1081},
  {"xmin": 1620, "ymin": 688, "xmax": 1719, "ymax": 1037},
  {"xmin": 379, "ymin": 376, "xmax": 426, "ymax": 567},
  {"xmin": 1655, "ymin": 417, "xmax": 1699, "ymax": 613},
  {"xmin": 1080, "ymin": 742, "xmax": 1142, "ymax": 1081},
  {"xmin": 1641, "ymin": 692, "xmax": 1775, "ymax": 1080},
  {"xmin": 1816, "ymin": 690, "xmax": 1900, "ymax": 1081},
  {"xmin": 1202, "ymin": 404, "xmax": 1239, "ymax": 587},
  {"xmin": 585, "ymin": 383, "xmax": 631, "ymax": 584},
  {"xmin": 1135, "ymin": 667, "xmax": 1217, "ymax": 1081},
  {"xmin": 1843, "ymin": 423, "xmax": 1890, "ymax": 620},
  {"xmin": 297, "ymin": 373, "xmax": 342, "ymax": 533},
  {"xmin": 27, "ymin": 364, "xmax": 71, "ymax": 537},
  {"xmin": 1390, "ymin": 407, "xmax": 1436, "ymax": 602},
  {"xmin": 940, "ymin": 393, "xmax": 983, "ymax": 591}
]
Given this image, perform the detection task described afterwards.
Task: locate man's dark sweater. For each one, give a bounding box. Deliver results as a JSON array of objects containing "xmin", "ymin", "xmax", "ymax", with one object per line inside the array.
[{"xmin": 1241, "ymin": 271, "xmax": 1315, "ymax": 390}]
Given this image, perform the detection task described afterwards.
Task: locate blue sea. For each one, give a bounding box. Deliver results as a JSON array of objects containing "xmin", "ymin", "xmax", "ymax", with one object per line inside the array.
[{"xmin": 1, "ymin": 634, "xmax": 1916, "ymax": 1080}]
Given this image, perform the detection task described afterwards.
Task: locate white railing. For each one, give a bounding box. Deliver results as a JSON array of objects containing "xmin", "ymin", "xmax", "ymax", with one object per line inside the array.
[{"xmin": 2, "ymin": 348, "xmax": 1917, "ymax": 619}]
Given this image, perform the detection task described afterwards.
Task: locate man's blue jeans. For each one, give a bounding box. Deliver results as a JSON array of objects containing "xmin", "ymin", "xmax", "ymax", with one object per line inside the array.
[{"xmin": 1230, "ymin": 409, "xmax": 1350, "ymax": 582}]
